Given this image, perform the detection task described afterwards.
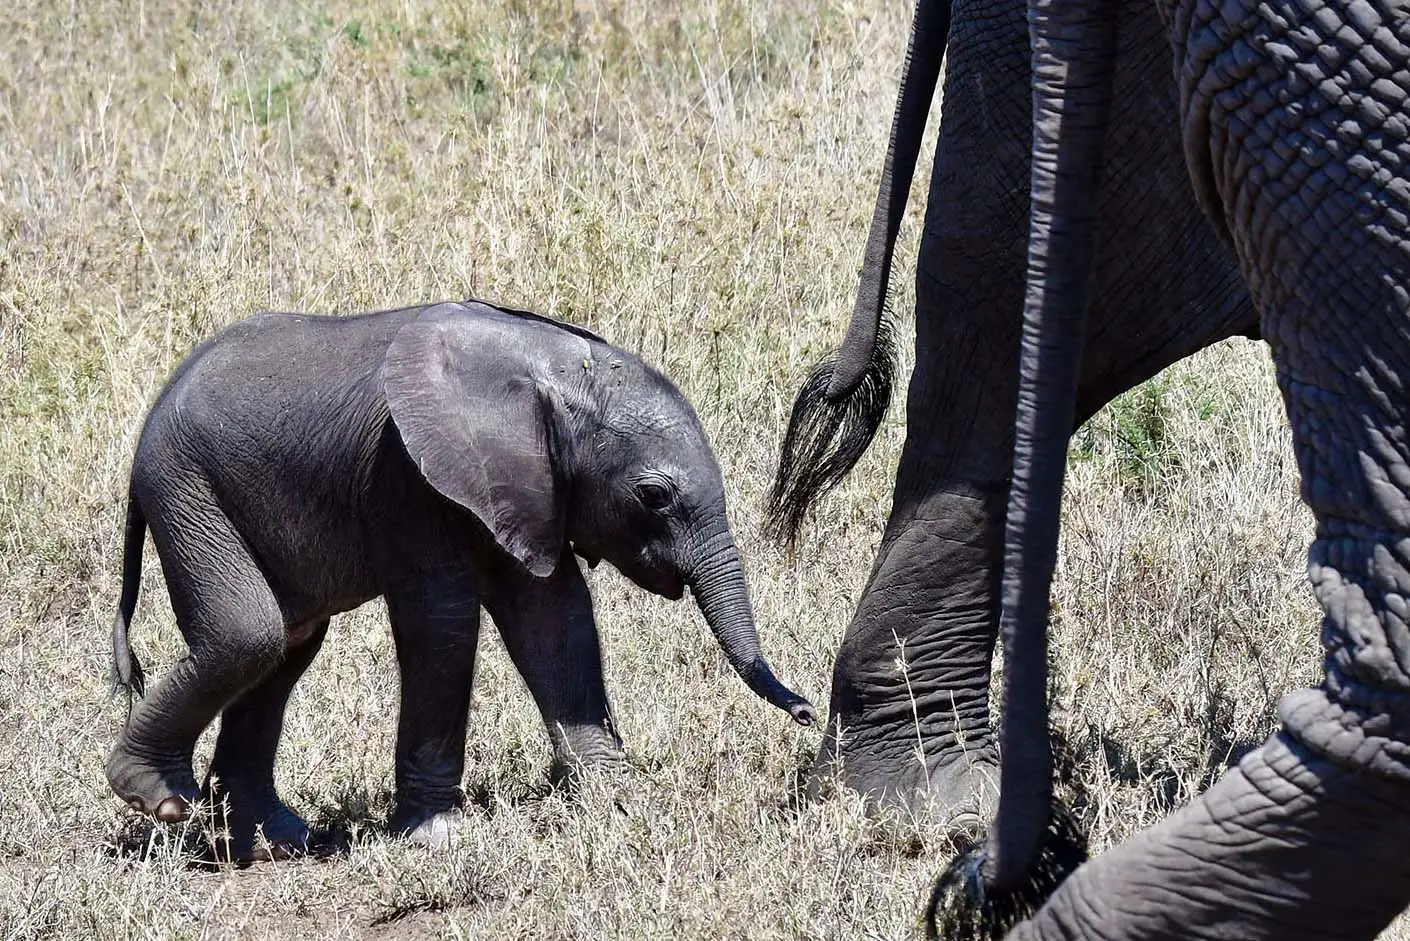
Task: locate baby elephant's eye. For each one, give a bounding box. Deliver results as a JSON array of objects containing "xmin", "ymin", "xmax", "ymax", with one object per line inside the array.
[{"xmin": 636, "ymin": 480, "xmax": 675, "ymax": 510}]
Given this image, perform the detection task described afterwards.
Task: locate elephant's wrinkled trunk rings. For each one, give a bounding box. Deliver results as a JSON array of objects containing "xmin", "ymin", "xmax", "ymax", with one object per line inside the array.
[{"xmin": 687, "ymin": 531, "xmax": 816, "ymax": 726}]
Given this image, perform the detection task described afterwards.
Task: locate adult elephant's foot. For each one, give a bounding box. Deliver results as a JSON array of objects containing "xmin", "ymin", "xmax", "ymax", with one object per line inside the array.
[
  {"xmin": 810, "ymin": 730, "xmax": 998, "ymax": 829},
  {"xmin": 106, "ymin": 740, "xmax": 199, "ymax": 823},
  {"xmin": 805, "ymin": 481, "xmax": 1009, "ymax": 830},
  {"xmin": 990, "ymin": 730, "xmax": 1410, "ymax": 940},
  {"xmin": 203, "ymin": 776, "xmax": 310, "ymax": 863}
]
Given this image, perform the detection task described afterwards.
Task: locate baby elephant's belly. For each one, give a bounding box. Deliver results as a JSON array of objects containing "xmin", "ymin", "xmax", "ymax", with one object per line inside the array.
[
  {"xmin": 274, "ymin": 575, "xmax": 382, "ymax": 634},
  {"xmin": 240, "ymin": 509, "xmax": 384, "ymax": 630},
  {"xmin": 286, "ymin": 618, "xmax": 328, "ymax": 647}
]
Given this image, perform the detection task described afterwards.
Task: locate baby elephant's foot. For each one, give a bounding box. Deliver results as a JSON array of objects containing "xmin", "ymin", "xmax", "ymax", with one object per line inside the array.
[
  {"xmin": 204, "ymin": 778, "xmax": 310, "ymax": 863},
  {"xmin": 405, "ymin": 810, "xmax": 466, "ymax": 851},
  {"xmin": 548, "ymin": 725, "xmax": 626, "ymax": 786},
  {"xmin": 106, "ymin": 740, "xmax": 199, "ymax": 823},
  {"xmin": 214, "ymin": 802, "xmax": 311, "ymax": 863},
  {"xmin": 390, "ymin": 803, "xmax": 467, "ymax": 851}
]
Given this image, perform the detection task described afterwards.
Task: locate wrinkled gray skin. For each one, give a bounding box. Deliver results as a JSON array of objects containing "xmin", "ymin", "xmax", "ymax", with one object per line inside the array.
[
  {"xmin": 952, "ymin": 0, "xmax": 1410, "ymax": 937},
  {"xmin": 777, "ymin": 0, "xmax": 1410, "ymax": 934},
  {"xmin": 108, "ymin": 300, "xmax": 814, "ymax": 862},
  {"xmin": 771, "ymin": 0, "xmax": 1254, "ymax": 820}
]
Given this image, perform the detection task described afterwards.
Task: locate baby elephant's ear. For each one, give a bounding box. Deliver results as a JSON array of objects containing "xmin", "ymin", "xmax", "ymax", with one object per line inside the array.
[{"xmin": 384, "ymin": 306, "xmax": 566, "ymax": 577}]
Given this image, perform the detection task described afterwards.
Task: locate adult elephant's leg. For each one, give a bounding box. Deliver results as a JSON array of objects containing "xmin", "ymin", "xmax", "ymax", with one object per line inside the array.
[
  {"xmin": 812, "ymin": 0, "xmax": 1257, "ymax": 817},
  {"xmin": 1003, "ymin": 5, "xmax": 1410, "ymax": 937},
  {"xmin": 1003, "ymin": 212, "xmax": 1410, "ymax": 941},
  {"xmin": 205, "ymin": 620, "xmax": 328, "ymax": 862},
  {"xmin": 1006, "ymin": 731, "xmax": 1410, "ymax": 939}
]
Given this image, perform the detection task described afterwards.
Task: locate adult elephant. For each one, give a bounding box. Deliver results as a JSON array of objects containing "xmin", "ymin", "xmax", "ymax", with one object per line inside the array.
[
  {"xmin": 925, "ymin": 0, "xmax": 1410, "ymax": 938},
  {"xmin": 776, "ymin": 0, "xmax": 1410, "ymax": 936},
  {"xmin": 771, "ymin": 0, "xmax": 1255, "ymax": 818}
]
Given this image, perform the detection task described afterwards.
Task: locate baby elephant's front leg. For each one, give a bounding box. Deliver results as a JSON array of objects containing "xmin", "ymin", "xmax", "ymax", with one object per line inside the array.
[
  {"xmin": 486, "ymin": 550, "xmax": 624, "ymax": 781},
  {"xmin": 384, "ymin": 589, "xmax": 481, "ymax": 846}
]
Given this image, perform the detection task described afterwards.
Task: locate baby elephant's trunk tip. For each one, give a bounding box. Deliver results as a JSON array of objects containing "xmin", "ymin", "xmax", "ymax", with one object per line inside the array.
[
  {"xmin": 789, "ymin": 701, "xmax": 818, "ymax": 727},
  {"xmin": 686, "ymin": 533, "xmax": 816, "ymax": 726},
  {"xmin": 742, "ymin": 654, "xmax": 817, "ymax": 727}
]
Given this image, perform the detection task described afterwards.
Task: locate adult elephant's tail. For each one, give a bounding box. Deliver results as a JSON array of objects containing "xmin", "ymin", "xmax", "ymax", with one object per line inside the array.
[
  {"xmin": 766, "ymin": 0, "xmax": 951, "ymax": 548},
  {"xmin": 926, "ymin": 1, "xmax": 1119, "ymax": 937}
]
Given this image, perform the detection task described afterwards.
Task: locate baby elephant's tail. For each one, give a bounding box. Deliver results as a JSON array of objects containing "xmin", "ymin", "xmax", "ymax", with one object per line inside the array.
[{"xmin": 111, "ymin": 492, "xmax": 147, "ymax": 700}]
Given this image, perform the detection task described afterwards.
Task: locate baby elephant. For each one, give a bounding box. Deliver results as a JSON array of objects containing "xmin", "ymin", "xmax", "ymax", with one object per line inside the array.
[{"xmin": 107, "ymin": 299, "xmax": 814, "ymax": 861}]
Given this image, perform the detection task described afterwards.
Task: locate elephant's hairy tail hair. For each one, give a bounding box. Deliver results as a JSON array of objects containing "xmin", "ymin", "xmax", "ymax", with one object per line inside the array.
[
  {"xmin": 111, "ymin": 492, "xmax": 147, "ymax": 708},
  {"xmin": 924, "ymin": 800, "xmax": 1087, "ymax": 940},
  {"xmin": 766, "ymin": 313, "xmax": 896, "ymax": 549},
  {"xmin": 923, "ymin": 683, "xmax": 1092, "ymax": 937}
]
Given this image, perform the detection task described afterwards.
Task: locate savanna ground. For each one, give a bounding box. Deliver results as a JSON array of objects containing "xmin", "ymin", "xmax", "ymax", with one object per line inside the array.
[{"xmin": 1, "ymin": 0, "xmax": 1400, "ymax": 937}]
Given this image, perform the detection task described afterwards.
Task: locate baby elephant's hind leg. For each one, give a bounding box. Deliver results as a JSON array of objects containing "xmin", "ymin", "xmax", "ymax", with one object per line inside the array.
[
  {"xmin": 205, "ymin": 620, "xmax": 328, "ymax": 862},
  {"xmin": 106, "ymin": 489, "xmax": 288, "ymax": 824}
]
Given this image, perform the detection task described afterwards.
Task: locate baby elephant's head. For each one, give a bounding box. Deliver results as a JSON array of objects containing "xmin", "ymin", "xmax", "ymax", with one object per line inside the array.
[
  {"xmin": 384, "ymin": 301, "xmax": 814, "ymax": 726},
  {"xmin": 564, "ymin": 362, "xmax": 729, "ymax": 599}
]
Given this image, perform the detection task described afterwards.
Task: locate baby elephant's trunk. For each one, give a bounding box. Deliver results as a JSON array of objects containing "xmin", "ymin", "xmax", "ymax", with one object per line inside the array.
[{"xmin": 686, "ymin": 530, "xmax": 815, "ymax": 726}]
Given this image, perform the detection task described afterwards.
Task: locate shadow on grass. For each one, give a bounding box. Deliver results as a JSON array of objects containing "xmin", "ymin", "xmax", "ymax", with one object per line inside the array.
[
  {"xmin": 368, "ymin": 871, "xmax": 507, "ymax": 928},
  {"xmin": 104, "ymin": 785, "xmax": 392, "ymax": 868},
  {"xmin": 298, "ymin": 784, "xmax": 393, "ymax": 857},
  {"xmin": 463, "ymin": 775, "xmax": 559, "ymax": 817},
  {"xmin": 777, "ymin": 748, "xmax": 817, "ymax": 815},
  {"xmin": 1054, "ymin": 723, "xmax": 1266, "ymax": 821},
  {"xmin": 102, "ymin": 763, "xmax": 623, "ymax": 871}
]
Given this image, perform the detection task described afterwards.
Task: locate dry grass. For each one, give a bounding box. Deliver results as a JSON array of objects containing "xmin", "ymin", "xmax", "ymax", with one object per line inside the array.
[{"xmin": 0, "ymin": 0, "xmax": 1395, "ymax": 937}]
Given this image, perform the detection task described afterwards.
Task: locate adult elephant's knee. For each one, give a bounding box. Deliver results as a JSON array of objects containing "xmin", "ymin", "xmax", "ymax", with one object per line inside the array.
[{"xmin": 810, "ymin": 481, "xmax": 1006, "ymax": 822}]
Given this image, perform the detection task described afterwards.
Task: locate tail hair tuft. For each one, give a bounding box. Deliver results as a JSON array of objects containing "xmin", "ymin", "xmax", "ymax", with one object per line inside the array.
[
  {"xmin": 766, "ymin": 314, "xmax": 898, "ymax": 549},
  {"xmin": 924, "ymin": 802, "xmax": 1087, "ymax": 940}
]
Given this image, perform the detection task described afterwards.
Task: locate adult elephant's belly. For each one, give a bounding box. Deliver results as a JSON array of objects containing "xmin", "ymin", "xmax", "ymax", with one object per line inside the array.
[{"xmin": 812, "ymin": 0, "xmax": 1257, "ymax": 820}]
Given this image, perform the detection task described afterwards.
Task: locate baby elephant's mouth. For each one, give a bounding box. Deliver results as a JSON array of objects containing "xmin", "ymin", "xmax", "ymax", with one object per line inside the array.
[
  {"xmin": 626, "ymin": 562, "xmax": 686, "ymax": 600},
  {"xmin": 572, "ymin": 546, "xmax": 685, "ymax": 599},
  {"xmin": 643, "ymin": 570, "xmax": 686, "ymax": 600}
]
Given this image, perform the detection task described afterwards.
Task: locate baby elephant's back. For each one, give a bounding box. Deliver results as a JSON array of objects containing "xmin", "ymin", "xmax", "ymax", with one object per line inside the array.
[
  {"xmin": 137, "ymin": 307, "xmax": 421, "ymax": 460},
  {"xmin": 156, "ymin": 308, "xmax": 415, "ymax": 418},
  {"xmin": 128, "ymin": 308, "xmax": 427, "ymax": 607}
]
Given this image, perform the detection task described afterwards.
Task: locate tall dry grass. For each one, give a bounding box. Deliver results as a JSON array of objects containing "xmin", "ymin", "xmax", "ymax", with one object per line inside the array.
[{"xmin": 0, "ymin": 0, "xmax": 1389, "ymax": 937}]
